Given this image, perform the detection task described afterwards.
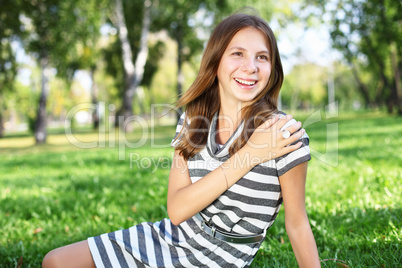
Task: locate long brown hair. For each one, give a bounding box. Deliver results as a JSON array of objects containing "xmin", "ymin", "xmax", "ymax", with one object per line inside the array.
[{"xmin": 175, "ymin": 12, "xmax": 284, "ymax": 160}]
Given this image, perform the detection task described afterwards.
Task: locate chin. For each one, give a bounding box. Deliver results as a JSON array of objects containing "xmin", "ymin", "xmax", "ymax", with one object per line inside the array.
[{"xmin": 234, "ymin": 94, "xmax": 258, "ymax": 104}]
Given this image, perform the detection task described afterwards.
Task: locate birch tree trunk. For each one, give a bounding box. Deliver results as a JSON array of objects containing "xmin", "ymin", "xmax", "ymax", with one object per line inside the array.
[
  {"xmin": 114, "ymin": 0, "xmax": 151, "ymax": 131},
  {"xmin": 35, "ymin": 57, "xmax": 50, "ymax": 144}
]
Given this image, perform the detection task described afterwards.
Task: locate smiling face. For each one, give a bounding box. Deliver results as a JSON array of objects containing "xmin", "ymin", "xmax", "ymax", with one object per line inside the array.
[{"xmin": 217, "ymin": 27, "xmax": 272, "ymax": 108}]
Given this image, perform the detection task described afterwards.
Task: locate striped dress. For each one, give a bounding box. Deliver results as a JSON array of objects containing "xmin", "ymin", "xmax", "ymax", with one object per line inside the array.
[{"xmin": 88, "ymin": 112, "xmax": 311, "ymax": 267}]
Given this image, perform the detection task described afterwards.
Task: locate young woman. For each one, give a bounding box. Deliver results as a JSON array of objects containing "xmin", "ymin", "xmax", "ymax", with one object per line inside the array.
[{"xmin": 43, "ymin": 12, "xmax": 320, "ymax": 268}]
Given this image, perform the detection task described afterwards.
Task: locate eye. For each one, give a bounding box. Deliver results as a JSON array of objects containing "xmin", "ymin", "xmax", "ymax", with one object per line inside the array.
[
  {"xmin": 232, "ymin": 52, "xmax": 243, "ymax": 56},
  {"xmin": 257, "ymin": 55, "xmax": 269, "ymax": 61}
]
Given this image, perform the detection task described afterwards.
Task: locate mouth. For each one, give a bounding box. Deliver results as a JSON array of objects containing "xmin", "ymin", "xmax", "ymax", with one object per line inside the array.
[{"xmin": 234, "ymin": 78, "xmax": 257, "ymax": 86}]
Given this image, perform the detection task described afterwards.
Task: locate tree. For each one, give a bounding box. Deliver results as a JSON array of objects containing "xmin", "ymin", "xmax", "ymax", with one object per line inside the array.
[
  {"xmin": 0, "ymin": 0, "xmax": 23, "ymax": 138},
  {"xmin": 281, "ymin": 63, "xmax": 327, "ymax": 110},
  {"xmin": 67, "ymin": 0, "xmax": 106, "ymax": 130},
  {"xmin": 153, "ymin": 1, "xmax": 209, "ymax": 120},
  {"xmin": 21, "ymin": 0, "xmax": 106, "ymax": 143},
  {"xmin": 110, "ymin": 0, "xmax": 152, "ymax": 131},
  {"xmin": 302, "ymin": 0, "xmax": 402, "ymax": 113}
]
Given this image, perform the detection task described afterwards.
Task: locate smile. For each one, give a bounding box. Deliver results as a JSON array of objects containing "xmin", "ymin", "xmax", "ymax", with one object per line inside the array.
[{"xmin": 234, "ymin": 78, "xmax": 257, "ymax": 86}]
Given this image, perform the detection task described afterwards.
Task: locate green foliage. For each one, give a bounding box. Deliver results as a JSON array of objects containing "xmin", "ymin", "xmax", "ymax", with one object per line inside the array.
[
  {"xmin": 302, "ymin": 0, "xmax": 402, "ymax": 113},
  {"xmin": 281, "ymin": 63, "xmax": 328, "ymax": 110},
  {"xmin": 20, "ymin": 0, "xmax": 106, "ymax": 80},
  {"xmin": 0, "ymin": 0, "xmax": 22, "ymax": 136},
  {"xmin": 281, "ymin": 61, "xmax": 368, "ymax": 111},
  {"xmin": 332, "ymin": 62, "xmax": 361, "ymax": 110},
  {"xmin": 211, "ymin": 0, "xmax": 275, "ymax": 22},
  {"xmin": 0, "ymin": 41, "xmax": 18, "ymax": 95},
  {"xmin": 0, "ymin": 112, "xmax": 400, "ymax": 267}
]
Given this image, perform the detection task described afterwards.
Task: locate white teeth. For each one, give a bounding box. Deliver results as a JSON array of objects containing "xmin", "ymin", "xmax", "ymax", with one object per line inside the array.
[{"xmin": 235, "ymin": 78, "xmax": 256, "ymax": 85}]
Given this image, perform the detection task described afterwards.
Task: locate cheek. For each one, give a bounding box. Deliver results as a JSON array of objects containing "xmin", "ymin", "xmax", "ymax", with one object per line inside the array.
[
  {"xmin": 218, "ymin": 61, "xmax": 238, "ymax": 79},
  {"xmin": 261, "ymin": 65, "xmax": 272, "ymax": 80}
]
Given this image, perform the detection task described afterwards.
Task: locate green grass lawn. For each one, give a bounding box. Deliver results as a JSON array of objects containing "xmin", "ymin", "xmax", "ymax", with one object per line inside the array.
[{"xmin": 0, "ymin": 111, "xmax": 401, "ymax": 267}]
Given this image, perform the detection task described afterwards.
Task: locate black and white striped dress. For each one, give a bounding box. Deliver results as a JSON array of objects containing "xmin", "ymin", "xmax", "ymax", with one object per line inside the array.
[{"xmin": 88, "ymin": 112, "xmax": 311, "ymax": 267}]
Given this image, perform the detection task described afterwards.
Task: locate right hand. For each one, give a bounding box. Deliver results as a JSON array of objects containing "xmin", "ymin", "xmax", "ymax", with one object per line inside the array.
[{"xmin": 242, "ymin": 114, "xmax": 305, "ymax": 166}]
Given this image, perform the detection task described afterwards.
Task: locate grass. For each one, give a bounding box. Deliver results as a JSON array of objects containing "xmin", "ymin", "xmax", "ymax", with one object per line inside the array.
[{"xmin": 0, "ymin": 111, "xmax": 401, "ymax": 267}]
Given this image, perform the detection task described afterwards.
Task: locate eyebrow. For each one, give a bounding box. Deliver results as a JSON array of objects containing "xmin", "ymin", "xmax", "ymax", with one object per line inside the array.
[{"xmin": 228, "ymin": 46, "xmax": 269, "ymax": 54}]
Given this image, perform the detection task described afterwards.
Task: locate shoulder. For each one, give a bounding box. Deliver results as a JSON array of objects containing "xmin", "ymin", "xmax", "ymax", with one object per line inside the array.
[
  {"xmin": 275, "ymin": 111, "xmax": 298, "ymax": 131},
  {"xmin": 171, "ymin": 111, "xmax": 188, "ymax": 148},
  {"xmin": 275, "ymin": 110, "xmax": 287, "ymax": 117},
  {"xmin": 274, "ymin": 111, "xmax": 311, "ymax": 176},
  {"xmin": 177, "ymin": 111, "xmax": 186, "ymax": 126}
]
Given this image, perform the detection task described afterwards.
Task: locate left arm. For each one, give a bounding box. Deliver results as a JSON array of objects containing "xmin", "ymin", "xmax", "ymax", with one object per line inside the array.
[{"xmin": 279, "ymin": 162, "xmax": 320, "ymax": 268}]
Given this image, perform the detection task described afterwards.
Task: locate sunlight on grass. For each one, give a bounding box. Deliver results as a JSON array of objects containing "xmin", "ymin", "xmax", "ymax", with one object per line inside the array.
[{"xmin": 0, "ymin": 136, "xmax": 35, "ymax": 148}]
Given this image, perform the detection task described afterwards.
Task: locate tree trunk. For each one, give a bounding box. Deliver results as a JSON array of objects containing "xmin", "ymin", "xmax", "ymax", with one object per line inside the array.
[
  {"xmin": 176, "ymin": 29, "xmax": 183, "ymax": 122},
  {"xmin": 290, "ymin": 86, "xmax": 300, "ymax": 112},
  {"xmin": 35, "ymin": 57, "xmax": 50, "ymax": 144},
  {"xmin": 390, "ymin": 43, "xmax": 402, "ymax": 114},
  {"xmin": 0, "ymin": 92, "xmax": 4, "ymax": 138},
  {"xmin": 0, "ymin": 113, "xmax": 4, "ymax": 138},
  {"xmin": 114, "ymin": 0, "xmax": 152, "ymax": 131},
  {"xmin": 90, "ymin": 67, "xmax": 100, "ymax": 129},
  {"xmin": 343, "ymin": 42, "xmax": 372, "ymax": 108},
  {"xmin": 327, "ymin": 61, "xmax": 336, "ymax": 113},
  {"xmin": 351, "ymin": 62, "xmax": 371, "ymax": 108},
  {"xmin": 377, "ymin": 61, "xmax": 394, "ymax": 113}
]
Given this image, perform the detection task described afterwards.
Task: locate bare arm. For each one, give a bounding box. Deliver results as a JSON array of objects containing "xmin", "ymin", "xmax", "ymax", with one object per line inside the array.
[
  {"xmin": 167, "ymin": 115, "xmax": 303, "ymax": 225},
  {"xmin": 279, "ymin": 162, "xmax": 320, "ymax": 268},
  {"xmin": 167, "ymin": 148, "xmax": 252, "ymax": 225}
]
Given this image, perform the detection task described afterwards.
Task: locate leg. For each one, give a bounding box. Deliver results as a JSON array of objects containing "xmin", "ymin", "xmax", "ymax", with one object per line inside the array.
[{"xmin": 42, "ymin": 240, "xmax": 96, "ymax": 268}]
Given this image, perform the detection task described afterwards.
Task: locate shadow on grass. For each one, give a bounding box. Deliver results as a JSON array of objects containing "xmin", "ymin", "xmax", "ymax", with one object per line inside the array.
[
  {"xmin": 311, "ymin": 207, "xmax": 401, "ymax": 267},
  {"xmin": 253, "ymin": 206, "xmax": 401, "ymax": 267}
]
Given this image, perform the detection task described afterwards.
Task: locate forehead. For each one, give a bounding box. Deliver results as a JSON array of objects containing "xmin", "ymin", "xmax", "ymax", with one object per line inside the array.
[{"xmin": 227, "ymin": 27, "xmax": 270, "ymax": 51}]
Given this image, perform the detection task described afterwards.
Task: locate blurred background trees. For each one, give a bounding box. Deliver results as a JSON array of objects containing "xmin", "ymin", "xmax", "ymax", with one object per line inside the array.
[
  {"xmin": 0, "ymin": 0, "xmax": 400, "ymax": 143},
  {"xmin": 0, "ymin": 0, "xmax": 22, "ymax": 138},
  {"xmin": 303, "ymin": 0, "xmax": 401, "ymax": 113}
]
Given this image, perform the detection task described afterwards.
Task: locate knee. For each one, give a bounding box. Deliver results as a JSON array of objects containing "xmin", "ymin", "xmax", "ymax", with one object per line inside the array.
[{"xmin": 42, "ymin": 249, "xmax": 62, "ymax": 268}]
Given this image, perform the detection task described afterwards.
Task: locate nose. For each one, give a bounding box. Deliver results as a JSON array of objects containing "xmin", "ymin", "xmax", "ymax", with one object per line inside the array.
[{"xmin": 241, "ymin": 58, "xmax": 257, "ymax": 74}]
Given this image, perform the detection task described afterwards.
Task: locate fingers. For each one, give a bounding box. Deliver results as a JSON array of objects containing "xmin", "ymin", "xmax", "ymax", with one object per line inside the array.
[
  {"xmin": 276, "ymin": 115, "xmax": 303, "ymax": 137},
  {"xmin": 282, "ymin": 128, "xmax": 305, "ymax": 144},
  {"xmin": 279, "ymin": 117, "xmax": 297, "ymax": 132},
  {"xmin": 252, "ymin": 113, "xmax": 305, "ymax": 148},
  {"xmin": 280, "ymin": 141, "xmax": 303, "ymax": 156},
  {"xmin": 261, "ymin": 114, "xmax": 293, "ymax": 130},
  {"xmin": 276, "ymin": 114, "xmax": 297, "ymax": 130},
  {"xmin": 281, "ymin": 122, "xmax": 302, "ymax": 139},
  {"xmin": 258, "ymin": 114, "xmax": 304, "ymax": 143},
  {"xmin": 277, "ymin": 127, "xmax": 305, "ymax": 156},
  {"xmin": 261, "ymin": 114, "xmax": 281, "ymax": 128}
]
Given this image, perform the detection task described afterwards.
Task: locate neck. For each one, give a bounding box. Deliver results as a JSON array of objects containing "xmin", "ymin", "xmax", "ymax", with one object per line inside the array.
[
  {"xmin": 216, "ymin": 102, "xmax": 243, "ymax": 144},
  {"xmin": 220, "ymin": 99, "xmax": 243, "ymax": 123}
]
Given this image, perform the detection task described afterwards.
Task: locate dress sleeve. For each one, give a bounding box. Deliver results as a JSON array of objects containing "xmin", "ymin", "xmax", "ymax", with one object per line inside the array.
[
  {"xmin": 171, "ymin": 112, "xmax": 187, "ymax": 148},
  {"xmin": 275, "ymin": 113, "xmax": 311, "ymax": 176}
]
